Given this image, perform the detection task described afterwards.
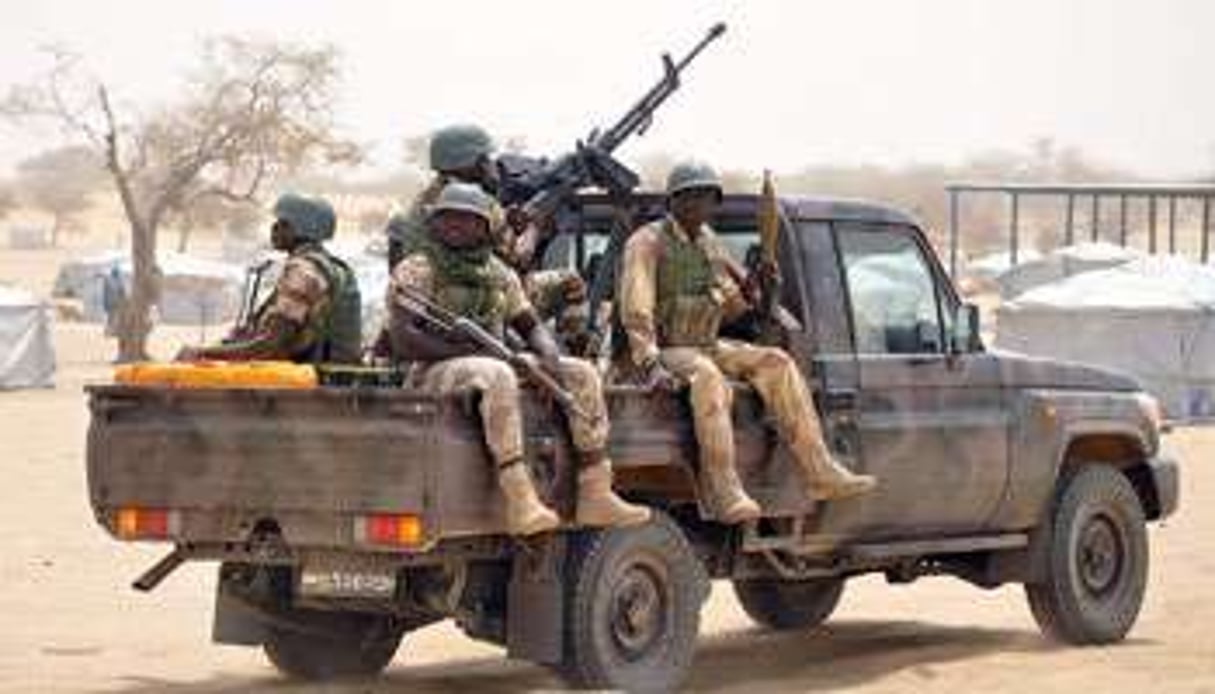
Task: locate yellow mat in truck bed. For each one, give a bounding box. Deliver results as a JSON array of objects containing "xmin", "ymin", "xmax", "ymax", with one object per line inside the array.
[{"xmin": 114, "ymin": 361, "xmax": 317, "ymax": 389}]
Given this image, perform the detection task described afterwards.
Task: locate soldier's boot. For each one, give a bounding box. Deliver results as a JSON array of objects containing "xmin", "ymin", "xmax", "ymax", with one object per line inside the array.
[
  {"xmin": 497, "ymin": 460, "xmax": 560, "ymax": 536},
  {"xmin": 700, "ymin": 458, "xmax": 762, "ymax": 524},
  {"xmin": 798, "ymin": 452, "xmax": 877, "ymax": 501},
  {"xmin": 575, "ymin": 452, "xmax": 652, "ymax": 528}
]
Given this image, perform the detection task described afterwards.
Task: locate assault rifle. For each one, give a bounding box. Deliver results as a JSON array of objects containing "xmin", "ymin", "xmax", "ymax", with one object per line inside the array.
[
  {"xmin": 229, "ymin": 258, "xmax": 275, "ymax": 341},
  {"xmin": 395, "ymin": 286, "xmax": 595, "ymax": 422}
]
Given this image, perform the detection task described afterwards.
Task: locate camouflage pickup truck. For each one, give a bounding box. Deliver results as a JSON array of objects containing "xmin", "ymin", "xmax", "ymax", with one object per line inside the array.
[{"xmin": 86, "ymin": 192, "xmax": 1179, "ymax": 692}]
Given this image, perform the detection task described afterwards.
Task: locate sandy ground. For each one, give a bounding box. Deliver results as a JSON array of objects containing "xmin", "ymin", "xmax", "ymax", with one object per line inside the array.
[{"xmin": 2, "ymin": 247, "xmax": 1214, "ymax": 693}]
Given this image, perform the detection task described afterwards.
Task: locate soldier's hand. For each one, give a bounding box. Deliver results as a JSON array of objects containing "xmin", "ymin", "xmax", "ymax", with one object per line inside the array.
[
  {"xmin": 174, "ymin": 346, "xmax": 203, "ymax": 362},
  {"xmin": 540, "ymin": 353, "xmax": 564, "ymax": 385},
  {"xmin": 561, "ymin": 275, "xmax": 588, "ymax": 304},
  {"xmin": 642, "ymin": 360, "xmax": 681, "ymax": 392}
]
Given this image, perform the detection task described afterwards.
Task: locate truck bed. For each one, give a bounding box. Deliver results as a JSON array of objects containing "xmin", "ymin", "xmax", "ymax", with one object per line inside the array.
[{"xmin": 86, "ymin": 383, "xmax": 811, "ymax": 551}]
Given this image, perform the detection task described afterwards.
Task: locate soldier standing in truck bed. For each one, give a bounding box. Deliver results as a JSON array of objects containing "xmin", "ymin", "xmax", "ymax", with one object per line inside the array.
[
  {"xmin": 617, "ymin": 162, "xmax": 877, "ymax": 523},
  {"xmin": 386, "ymin": 181, "xmax": 650, "ymax": 536}
]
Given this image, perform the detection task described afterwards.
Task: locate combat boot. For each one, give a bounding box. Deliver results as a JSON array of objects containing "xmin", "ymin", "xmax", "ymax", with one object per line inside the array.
[
  {"xmin": 497, "ymin": 461, "xmax": 560, "ymax": 536},
  {"xmin": 799, "ymin": 453, "xmax": 877, "ymax": 501},
  {"xmin": 575, "ymin": 453, "xmax": 652, "ymax": 527},
  {"xmin": 700, "ymin": 459, "xmax": 762, "ymax": 524}
]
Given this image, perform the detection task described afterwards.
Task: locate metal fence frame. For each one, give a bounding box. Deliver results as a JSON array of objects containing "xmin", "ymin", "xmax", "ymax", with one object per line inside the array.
[{"xmin": 945, "ymin": 182, "xmax": 1215, "ymax": 277}]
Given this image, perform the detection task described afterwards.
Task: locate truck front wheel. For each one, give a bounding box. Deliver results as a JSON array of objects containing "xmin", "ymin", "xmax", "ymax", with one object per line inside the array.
[
  {"xmin": 263, "ymin": 610, "xmax": 404, "ymax": 681},
  {"xmin": 1025, "ymin": 464, "xmax": 1149, "ymax": 644},
  {"xmin": 558, "ymin": 511, "xmax": 708, "ymax": 693},
  {"xmin": 732, "ymin": 577, "xmax": 844, "ymax": 630}
]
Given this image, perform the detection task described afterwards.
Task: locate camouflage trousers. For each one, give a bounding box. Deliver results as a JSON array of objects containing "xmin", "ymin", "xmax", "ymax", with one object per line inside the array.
[
  {"xmin": 418, "ymin": 355, "xmax": 609, "ymax": 465},
  {"xmin": 660, "ymin": 339, "xmax": 833, "ymax": 476}
]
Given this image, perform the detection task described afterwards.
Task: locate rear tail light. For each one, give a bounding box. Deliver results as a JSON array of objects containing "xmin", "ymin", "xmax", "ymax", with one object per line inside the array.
[
  {"xmin": 113, "ymin": 507, "xmax": 181, "ymax": 540},
  {"xmin": 355, "ymin": 513, "xmax": 423, "ymax": 547}
]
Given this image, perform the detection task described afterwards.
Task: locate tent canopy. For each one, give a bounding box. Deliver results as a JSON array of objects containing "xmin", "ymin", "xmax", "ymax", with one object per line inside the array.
[
  {"xmin": 996, "ymin": 255, "xmax": 1215, "ymax": 419},
  {"xmin": 0, "ymin": 284, "xmax": 55, "ymax": 389}
]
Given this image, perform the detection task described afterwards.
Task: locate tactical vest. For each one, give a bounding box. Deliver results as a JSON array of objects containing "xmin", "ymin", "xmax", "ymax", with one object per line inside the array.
[
  {"xmin": 256, "ymin": 247, "xmax": 363, "ymax": 364},
  {"xmin": 654, "ymin": 219, "xmax": 724, "ymax": 348},
  {"xmin": 424, "ymin": 244, "xmax": 513, "ymax": 341}
]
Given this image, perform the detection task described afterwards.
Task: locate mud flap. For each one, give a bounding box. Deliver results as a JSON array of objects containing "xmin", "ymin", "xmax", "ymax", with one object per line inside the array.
[
  {"xmin": 506, "ymin": 535, "xmax": 566, "ymax": 664},
  {"xmin": 211, "ymin": 569, "xmax": 269, "ymax": 646}
]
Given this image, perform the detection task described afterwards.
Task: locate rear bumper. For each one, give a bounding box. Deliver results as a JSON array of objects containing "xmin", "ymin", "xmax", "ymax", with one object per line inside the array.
[{"xmin": 1147, "ymin": 454, "xmax": 1180, "ymax": 520}]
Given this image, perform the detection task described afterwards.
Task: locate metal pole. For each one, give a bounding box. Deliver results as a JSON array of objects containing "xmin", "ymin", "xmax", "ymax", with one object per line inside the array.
[
  {"xmin": 1010, "ymin": 192, "xmax": 1020, "ymax": 265},
  {"xmin": 1203, "ymin": 196, "xmax": 1212, "ymax": 264},
  {"xmin": 1168, "ymin": 196, "xmax": 1177, "ymax": 254},
  {"xmin": 1090, "ymin": 195, "xmax": 1100, "ymax": 242},
  {"xmin": 1149, "ymin": 196, "xmax": 1158, "ymax": 254},
  {"xmin": 1065, "ymin": 194, "xmax": 1075, "ymax": 246},
  {"xmin": 948, "ymin": 189, "xmax": 959, "ymax": 278},
  {"xmin": 1119, "ymin": 195, "xmax": 1128, "ymax": 246}
]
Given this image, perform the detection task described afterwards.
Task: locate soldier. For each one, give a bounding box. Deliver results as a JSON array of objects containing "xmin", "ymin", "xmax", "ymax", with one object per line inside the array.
[
  {"xmin": 387, "ymin": 182, "xmax": 650, "ymax": 536},
  {"xmin": 176, "ymin": 193, "xmax": 362, "ymax": 364},
  {"xmin": 618, "ymin": 162, "xmax": 877, "ymax": 523},
  {"xmin": 386, "ymin": 124, "xmax": 588, "ymax": 342},
  {"xmin": 386, "ymin": 124, "xmax": 503, "ymax": 270}
]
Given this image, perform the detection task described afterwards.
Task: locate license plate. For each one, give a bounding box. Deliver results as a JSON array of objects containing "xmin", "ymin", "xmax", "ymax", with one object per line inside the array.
[{"xmin": 298, "ymin": 565, "xmax": 397, "ymax": 600}]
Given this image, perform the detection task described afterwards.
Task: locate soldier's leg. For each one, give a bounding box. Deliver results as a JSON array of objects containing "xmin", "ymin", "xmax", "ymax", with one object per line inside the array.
[
  {"xmin": 661, "ymin": 348, "xmax": 761, "ymax": 522},
  {"xmin": 552, "ymin": 356, "xmax": 650, "ymax": 527},
  {"xmin": 421, "ymin": 357, "xmax": 559, "ymax": 535},
  {"xmin": 712, "ymin": 341, "xmax": 876, "ymax": 501}
]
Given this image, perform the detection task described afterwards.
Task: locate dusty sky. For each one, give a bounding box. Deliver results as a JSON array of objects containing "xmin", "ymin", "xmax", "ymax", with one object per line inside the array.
[{"xmin": 0, "ymin": 0, "xmax": 1212, "ymax": 178}]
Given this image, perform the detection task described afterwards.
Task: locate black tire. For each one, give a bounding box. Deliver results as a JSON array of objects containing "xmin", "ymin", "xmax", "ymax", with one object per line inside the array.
[
  {"xmin": 1025, "ymin": 464, "xmax": 1149, "ymax": 645},
  {"xmin": 558, "ymin": 511, "xmax": 709, "ymax": 693},
  {"xmin": 263, "ymin": 609, "xmax": 404, "ymax": 681},
  {"xmin": 732, "ymin": 577, "xmax": 845, "ymax": 630}
]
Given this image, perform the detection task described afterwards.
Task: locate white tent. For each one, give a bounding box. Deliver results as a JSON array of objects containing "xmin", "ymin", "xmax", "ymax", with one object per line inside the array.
[
  {"xmin": 964, "ymin": 249, "xmax": 1044, "ymax": 281},
  {"xmin": 54, "ymin": 252, "xmax": 244, "ymax": 325},
  {"xmin": 995, "ymin": 255, "xmax": 1215, "ymax": 419},
  {"xmin": 0, "ymin": 285, "xmax": 55, "ymax": 389},
  {"xmin": 994, "ymin": 242, "xmax": 1142, "ymax": 299}
]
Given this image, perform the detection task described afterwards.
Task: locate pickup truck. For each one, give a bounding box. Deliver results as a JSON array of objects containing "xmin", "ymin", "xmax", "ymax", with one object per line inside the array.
[{"xmin": 86, "ymin": 191, "xmax": 1179, "ymax": 692}]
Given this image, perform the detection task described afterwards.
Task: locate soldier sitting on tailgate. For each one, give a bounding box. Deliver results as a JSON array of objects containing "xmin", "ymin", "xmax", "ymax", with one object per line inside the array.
[
  {"xmin": 386, "ymin": 181, "xmax": 650, "ymax": 536},
  {"xmin": 617, "ymin": 162, "xmax": 877, "ymax": 523},
  {"xmin": 176, "ymin": 194, "xmax": 362, "ymax": 364}
]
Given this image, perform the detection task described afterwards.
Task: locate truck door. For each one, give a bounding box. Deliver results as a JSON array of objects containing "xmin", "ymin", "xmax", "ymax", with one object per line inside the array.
[{"xmin": 807, "ymin": 221, "xmax": 1010, "ymax": 536}]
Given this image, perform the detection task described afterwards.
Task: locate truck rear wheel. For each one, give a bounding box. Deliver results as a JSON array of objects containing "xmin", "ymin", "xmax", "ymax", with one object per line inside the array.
[
  {"xmin": 263, "ymin": 609, "xmax": 404, "ymax": 681},
  {"xmin": 732, "ymin": 577, "xmax": 844, "ymax": 630},
  {"xmin": 1025, "ymin": 464, "xmax": 1148, "ymax": 644},
  {"xmin": 558, "ymin": 511, "xmax": 708, "ymax": 693}
]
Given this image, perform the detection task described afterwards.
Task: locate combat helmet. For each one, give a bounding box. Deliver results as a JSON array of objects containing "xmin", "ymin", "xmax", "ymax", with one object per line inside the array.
[
  {"xmin": 428, "ymin": 181, "xmax": 496, "ymax": 225},
  {"xmin": 429, "ymin": 124, "xmax": 495, "ymax": 172},
  {"xmin": 273, "ymin": 193, "xmax": 337, "ymax": 241},
  {"xmin": 666, "ymin": 161, "xmax": 723, "ymax": 200}
]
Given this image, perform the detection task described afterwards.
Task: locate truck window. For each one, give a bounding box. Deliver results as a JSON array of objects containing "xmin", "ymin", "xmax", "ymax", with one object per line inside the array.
[{"xmin": 836, "ymin": 225, "xmax": 945, "ymax": 355}]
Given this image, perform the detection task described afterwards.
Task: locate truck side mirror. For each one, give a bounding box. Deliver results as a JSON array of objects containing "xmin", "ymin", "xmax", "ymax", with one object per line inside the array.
[{"xmin": 952, "ymin": 303, "xmax": 983, "ymax": 353}]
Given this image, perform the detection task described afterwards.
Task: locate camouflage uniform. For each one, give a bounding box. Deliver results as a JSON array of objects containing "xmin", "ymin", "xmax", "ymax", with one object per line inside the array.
[
  {"xmin": 620, "ymin": 196, "xmax": 874, "ymax": 521},
  {"xmin": 182, "ymin": 194, "xmax": 361, "ymax": 364},
  {"xmin": 388, "ymin": 252, "xmax": 608, "ymax": 455},
  {"xmin": 386, "ymin": 181, "xmax": 648, "ymax": 535}
]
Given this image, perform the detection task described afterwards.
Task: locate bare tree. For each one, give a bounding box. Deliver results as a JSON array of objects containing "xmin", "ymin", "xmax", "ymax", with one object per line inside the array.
[
  {"xmin": 167, "ymin": 191, "xmax": 260, "ymax": 253},
  {"xmin": 2, "ymin": 39, "xmax": 361, "ymax": 361},
  {"xmin": 14, "ymin": 145, "xmax": 105, "ymax": 246}
]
